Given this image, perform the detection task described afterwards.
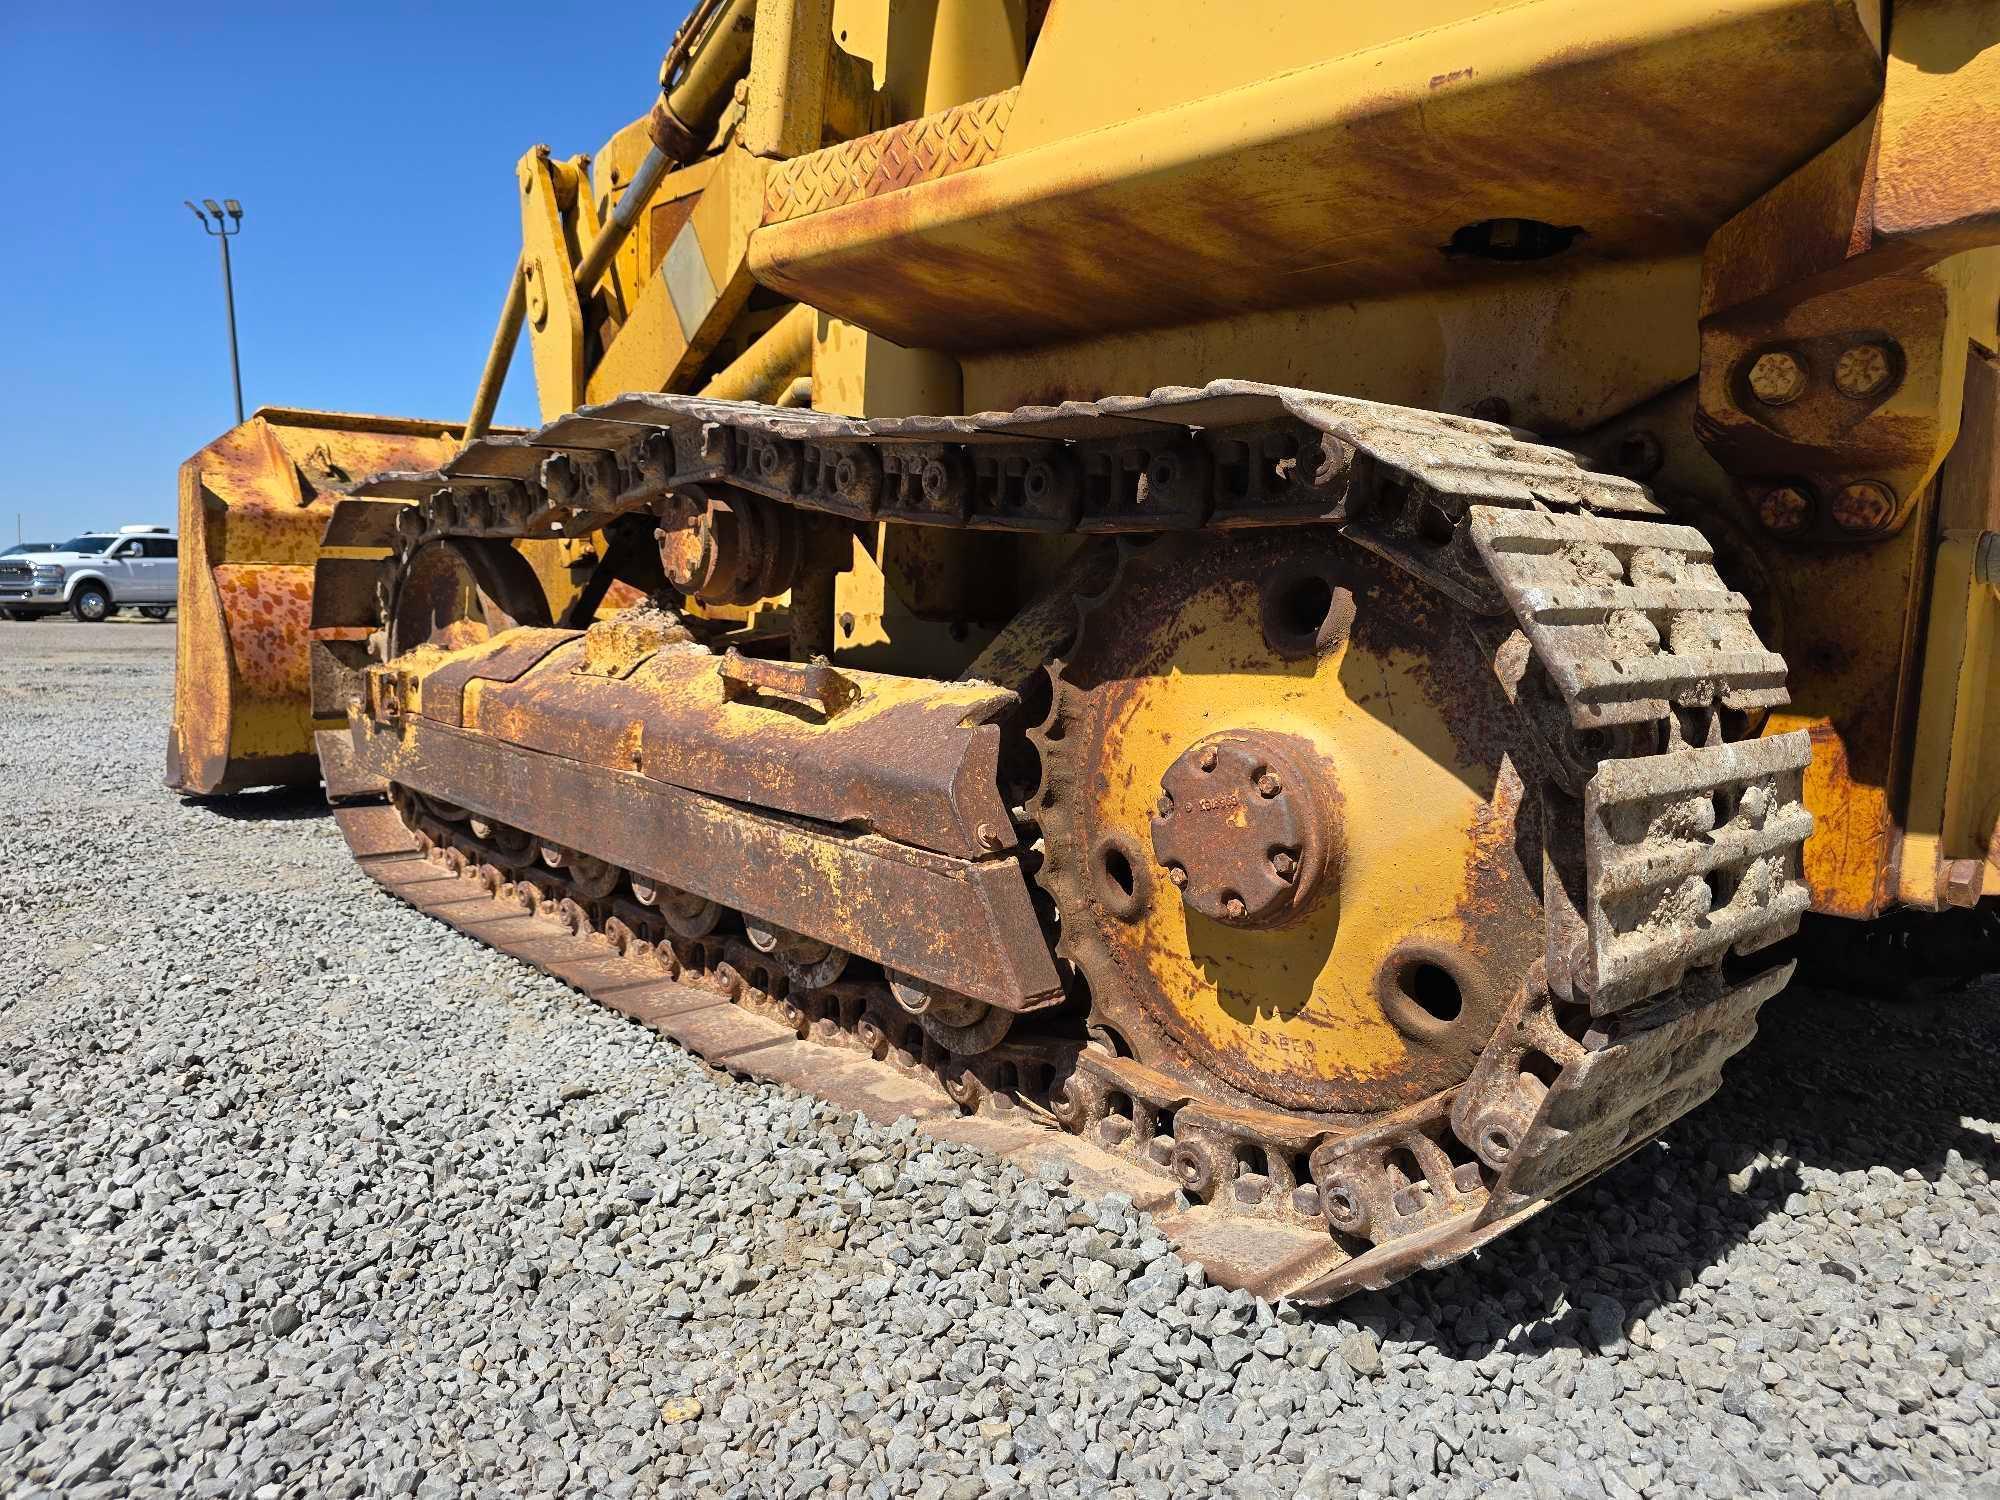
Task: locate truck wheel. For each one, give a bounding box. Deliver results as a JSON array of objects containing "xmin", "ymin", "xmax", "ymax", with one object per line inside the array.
[
  {"xmin": 70, "ymin": 584, "xmax": 112, "ymax": 622},
  {"xmin": 140, "ymin": 606, "xmax": 172, "ymax": 621}
]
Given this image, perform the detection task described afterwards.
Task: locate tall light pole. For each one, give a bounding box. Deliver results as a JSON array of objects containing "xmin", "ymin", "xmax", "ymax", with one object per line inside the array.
[{"xmin": 185, "ymin": 198, "xmax": 245, "ymax": 424}]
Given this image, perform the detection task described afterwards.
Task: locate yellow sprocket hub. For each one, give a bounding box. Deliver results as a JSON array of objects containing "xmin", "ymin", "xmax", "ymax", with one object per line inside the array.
[{"xmin": 1029, "ymin": 531, "xmax": 1545, "ymax": 1118}]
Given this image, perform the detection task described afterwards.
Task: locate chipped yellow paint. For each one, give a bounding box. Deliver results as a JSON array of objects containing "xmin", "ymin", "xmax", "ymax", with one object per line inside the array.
[{"xmin": 751, "ymin": 0, "xmax": 1884, "ymax": 351}]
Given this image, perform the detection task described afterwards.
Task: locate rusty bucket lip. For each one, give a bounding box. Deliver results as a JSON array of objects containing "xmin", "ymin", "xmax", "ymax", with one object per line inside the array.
[{"xmin": 177, "ymin": 406, "xmax": 521, "ymax": 475}]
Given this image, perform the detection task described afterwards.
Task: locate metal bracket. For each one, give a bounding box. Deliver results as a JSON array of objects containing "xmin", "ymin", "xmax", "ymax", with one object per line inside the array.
[{"xmin": 718, "ymin": 647, "xmax": 858, "ymax": 717}]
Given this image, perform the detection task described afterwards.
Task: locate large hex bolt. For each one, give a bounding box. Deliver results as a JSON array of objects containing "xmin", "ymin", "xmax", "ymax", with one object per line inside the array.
[
  {"xmin": 1943, "ymin": 860, "xmax": 1984, "ymax": 910},
  {"xmin": 1834, "ymin": 342, "xmax": 1895, "ymax": 400},
  {"xmin": 1753, "ymin": 483, "xmax": 1812, "ymax": 535},
  {"xmin": 1831, "ymin": 480, "xmax": 1896, "ymax": 534},
  {"xmin": 1149, "ymin": 731, "xmax": 1340, "ymax": 929},
  {"xmin": 1746, "ymin": 350, "xmax": 1807, "ymax": 406}
]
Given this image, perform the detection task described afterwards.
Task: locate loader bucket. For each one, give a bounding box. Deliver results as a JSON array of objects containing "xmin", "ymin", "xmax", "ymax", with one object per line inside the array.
[{"xmin": 166, "ymin": 409, "xmax": 473, "ymax": 796}]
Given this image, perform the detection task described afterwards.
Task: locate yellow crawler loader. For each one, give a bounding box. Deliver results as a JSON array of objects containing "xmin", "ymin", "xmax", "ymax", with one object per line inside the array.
[{"xmin": 168, "ymin": 0, "xmax": 2000, "ymax": 1300}]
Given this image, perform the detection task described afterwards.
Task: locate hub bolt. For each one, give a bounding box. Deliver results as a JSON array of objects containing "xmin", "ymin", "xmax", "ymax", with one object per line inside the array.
[
  {"xmin": 1754, "ymin": 484, "xmax": 1812, "ymax": 535},
  {"xmin": 1943, "ymin": 859, "xmax": 1984, "ymax": 909},
  {"xmin": 1271, "ymin": 850, "xmax": 1298, "ymax": 880},
  {"xmin": 1256, "ymin": 771, "xmax": 1282, "ymax": 798},
  {"xmin": 1834, "ymin": 342, "xmax": 1894, "ymax": 399},
  {"xmin": 1831, "ymin": 480, "xmax": 1896, "ymax": 534},
  {"xmin": 1747, "ymin": 350, "xmax": 1807, "ymax": 406}
]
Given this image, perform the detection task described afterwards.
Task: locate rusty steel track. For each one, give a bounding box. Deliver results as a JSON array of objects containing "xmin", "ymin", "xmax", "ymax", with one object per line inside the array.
[
  {"xmin": 338, "ymin": 799, "xmax": 1362, "ymax": 1299},
  {"xmin": 315, "ymin": 379, "xmax": 1816, "ymax": 1302}
]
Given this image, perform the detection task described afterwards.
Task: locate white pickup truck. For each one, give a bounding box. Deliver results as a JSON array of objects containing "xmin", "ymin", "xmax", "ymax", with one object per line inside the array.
[{"xmin": 0, "ymin": 526, "xmax": 179, "ymax": 622}]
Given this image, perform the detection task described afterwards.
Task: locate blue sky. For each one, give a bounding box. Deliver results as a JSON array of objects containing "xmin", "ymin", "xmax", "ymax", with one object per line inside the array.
[{"xmin": 0, "ymin": 2, "xmax": 685, "ymax": 542}]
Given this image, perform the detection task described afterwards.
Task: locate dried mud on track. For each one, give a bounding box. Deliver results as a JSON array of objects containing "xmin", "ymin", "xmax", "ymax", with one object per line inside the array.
[{"xmin": 1, "ymin": 618, "xmax": 1997, "ymax": 1498}]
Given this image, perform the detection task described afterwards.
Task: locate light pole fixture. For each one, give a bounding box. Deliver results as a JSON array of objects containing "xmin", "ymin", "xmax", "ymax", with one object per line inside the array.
[{"xmin": 185, "ymin": 198, "xmax": 246, "ymax": 424}]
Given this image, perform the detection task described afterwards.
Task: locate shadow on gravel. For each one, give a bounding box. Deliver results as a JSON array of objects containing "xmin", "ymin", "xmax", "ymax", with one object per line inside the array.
[
  {"xmin": 1312, "ymin": 972, "xmax": 2000, "ymax": 1358},
  {"xmin": 180, "ymin": 786, "xmax": 333, "ymax": 823},
  {"xmin": 1710, "ymin": 976, "xmax": 2000, "ymax": 1187},
  {"xmin": 1320, "ymin": 1156, "xmax": 1804, "ymax": 1361}
]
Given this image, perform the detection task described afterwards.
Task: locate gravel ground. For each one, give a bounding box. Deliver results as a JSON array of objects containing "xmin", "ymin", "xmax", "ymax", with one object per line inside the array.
[{"xmin": 1, "ymin": 618, "xmax": 1997, "ymax": 1499}]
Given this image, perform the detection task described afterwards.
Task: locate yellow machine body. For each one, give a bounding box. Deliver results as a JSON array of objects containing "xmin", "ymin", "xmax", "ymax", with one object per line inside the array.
[
  {"xmin": 165, "ymin": 0, "xmax": 2000, "ymax": 1299},
  {"xmin": 735, "ymin": 0, "xmax": 1996, "ymax": 920},
  {"xmin": 435, "ymin": 0, "xmax": 2000, "ymax": 919}
]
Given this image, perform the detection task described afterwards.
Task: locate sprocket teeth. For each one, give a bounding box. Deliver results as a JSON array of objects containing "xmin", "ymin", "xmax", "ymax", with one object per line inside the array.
[
  {"xmin": 1024, "ymin": 664, "xmax": 1092, "ymax": 815},
  {"xmin": 1021, "ymin": 543, "xmax": 1141, "ymax": 1088}
]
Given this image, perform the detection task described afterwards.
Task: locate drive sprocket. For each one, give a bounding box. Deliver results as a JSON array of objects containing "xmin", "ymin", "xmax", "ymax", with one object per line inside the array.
[{"xmin": 1027, "ymin": 529, "xmax": 1547, "ymax": 1119}]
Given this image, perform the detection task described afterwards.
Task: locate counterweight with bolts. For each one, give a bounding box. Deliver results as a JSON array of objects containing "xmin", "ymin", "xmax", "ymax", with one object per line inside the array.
[{"xmin": 167, "ymin": 0, "xmax": 2000, "ymax": 1302}]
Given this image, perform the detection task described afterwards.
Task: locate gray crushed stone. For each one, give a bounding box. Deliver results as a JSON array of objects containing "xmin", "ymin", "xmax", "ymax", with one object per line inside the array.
[{"xmin": 1, "ymin": 619, "xmax": 1997, "ymax": 1498}]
